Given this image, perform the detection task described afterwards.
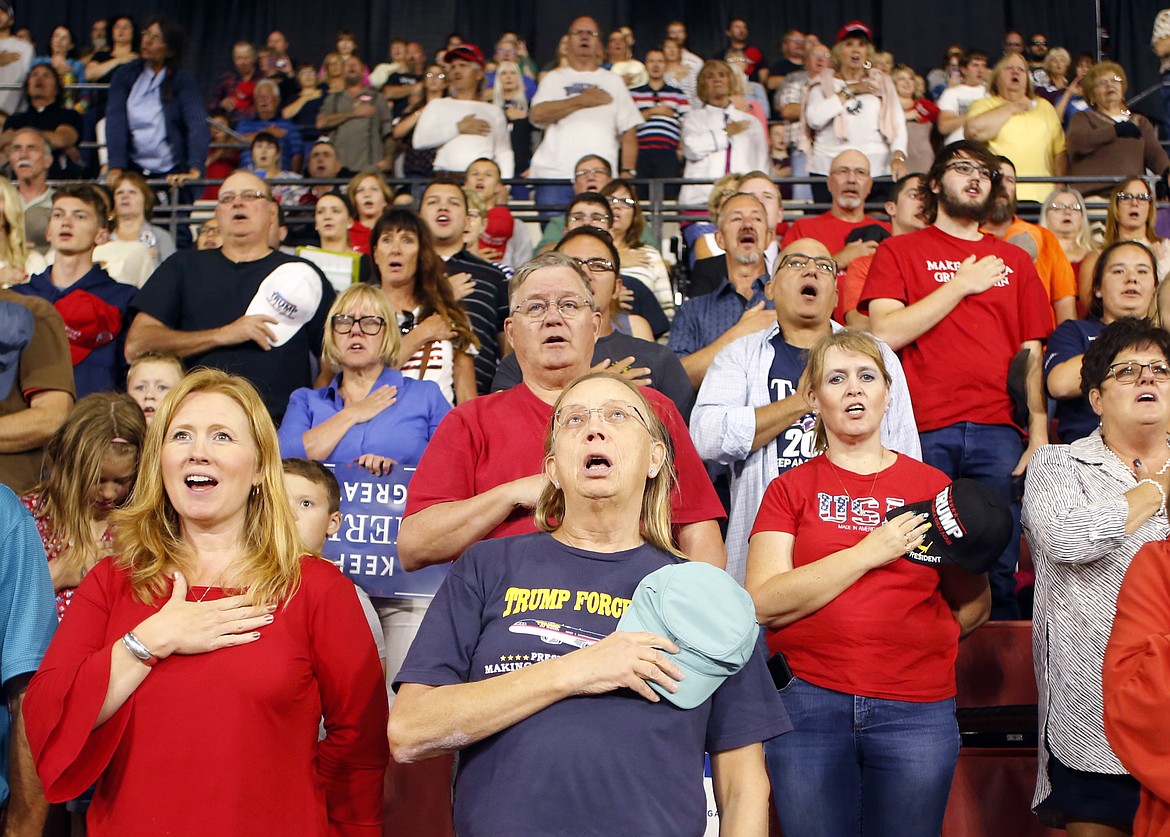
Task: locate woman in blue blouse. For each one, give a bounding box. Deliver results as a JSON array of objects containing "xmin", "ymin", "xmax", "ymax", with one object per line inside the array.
[{"xmin": 277, "ymin": 282, "xmax": 450, "ymax": 475}]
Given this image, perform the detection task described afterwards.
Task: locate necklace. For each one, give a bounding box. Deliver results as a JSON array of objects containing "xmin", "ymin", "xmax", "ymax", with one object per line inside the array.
[
  {"xmin": 1101, "ymin": 435, "xmax": 1170, "ymax": 478},
  {"xmin": 189, "ymin": 568, "xmax": 231, "ymax": 603},
  {"xmin": 825, "ymin": 449, "xmax": 887, "ymax": 502}
]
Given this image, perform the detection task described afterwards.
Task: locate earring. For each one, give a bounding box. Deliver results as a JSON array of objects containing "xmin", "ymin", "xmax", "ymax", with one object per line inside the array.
[
  {"xmin": 648, "ymin": 469, "xmax": 657, "ymax": 478},
  {"xmin": 553, "ymin": 481, "xmax": 561, "ymax": 489}
]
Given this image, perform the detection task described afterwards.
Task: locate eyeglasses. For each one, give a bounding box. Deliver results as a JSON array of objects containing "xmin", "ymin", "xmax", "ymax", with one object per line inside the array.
[
  {"xmin": 331, "ymin": 314, "xmax": 386, "ymax": 335},
  {"xmin": 512, "ymin": 295, "xmax": 592, "ymax": 321},
  {"xmin": 944, "ymin": 160, "xmax": 999, "ymax": 182},
  {"xmin": 778, "ymin": 253, "xmax": 838, "ymax": 275},
  {"xmin": 554, "ymin": 401, "xmax": 648, "ymax": 432},
  {"xmin": 1047, "ymin": 202, "xmax": 1082, "ymax": 212},
  {"xmin": 216, "ymin": 189, "xmax": 272, "ymax": 204},
  {"xmin": 426, "ymin": 72, "xmax": 446, "ymax": 79},
  {"xmin": 1096, "ymin": 75, "xmax": 1124, "ymax": 86},
  {"xmin": 398, "ymin": 310, "xmax": 416, "ymax": 335},
  {"xmin": 571, "ymin": 256, "xmax": 615, "ymax": 273},
  {"xmin": 569, "ymin": 29, "xmax": 600, "ymax": 38},
  {"xmin": 574, "ymin": 167, "xmax": 608, "ymax": 179},
  {"xmin": 1115, "ymin": 192, "xmax": 1153, "ymax": 203},
  {"xmin": 608, "ymin": 196, "xmax": 636, "ymax": 208},
  {"xmin": 1105, "ymin": 360, "xmax": 1170, "ymax": 384},
  {"xmin": 1030, "ymin": 40, "xmax": 1048, "ymax": 47},
  {"xmin": 568, "ymin": 211, "xmax": 611, "ymax": 225}
]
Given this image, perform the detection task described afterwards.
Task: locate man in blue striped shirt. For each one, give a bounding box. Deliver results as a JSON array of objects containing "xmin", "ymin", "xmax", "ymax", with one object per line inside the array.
[{"xmin": 629, "ymin": 49, "xmax": 689, "ymax": 196}]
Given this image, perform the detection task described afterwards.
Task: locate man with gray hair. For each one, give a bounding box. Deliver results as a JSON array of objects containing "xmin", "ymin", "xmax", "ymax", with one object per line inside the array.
[
  {"xmin": 668, "ymin": 191, "xmax": 777, "ymax": 388},
  {"xmin": 235, "ymin": 78, "xmax": 304, "ymax": 172},
  {"xmin": 8, "ymin": 128, "xmax": 52, "ymax": 254},
  {"xmin": 398, "ymin": 251, "xmax": 726, "ymax": 572}
]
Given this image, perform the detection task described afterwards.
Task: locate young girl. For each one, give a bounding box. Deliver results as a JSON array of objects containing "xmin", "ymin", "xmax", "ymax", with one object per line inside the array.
[
  {"xmin": 126, "ymin": 350, "xmax": 184, "ymax": 424},
  {"xmin": 20, "ymin": 393, "xmax": 146, "ymax": 620}
]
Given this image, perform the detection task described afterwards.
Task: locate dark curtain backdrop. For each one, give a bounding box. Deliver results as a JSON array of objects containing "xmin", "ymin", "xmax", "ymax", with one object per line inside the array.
[{"xmin": 28, "ymin": 1, "xmax": 1169, "ymax": 123}]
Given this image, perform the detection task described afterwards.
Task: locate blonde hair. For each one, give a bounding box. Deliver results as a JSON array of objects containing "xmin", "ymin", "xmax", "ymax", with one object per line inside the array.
[
  {"xmin": 708, "ymin": 172, "xmax": 744, "ymax": 221},
  {"xmin": 804, "ymin": 331, "xmax": 892, "ymax": 452},
  {"xmin": 989, "ymin": 54, "xmax": 1035, "ymax": 98},
  {"xmin": 110, "ymin": 369, "xmax": 303, "ymax": 607},
  {"xmin": 535, "ymin": 372, "xmax": 683, "ymax": 558},
  {"xmin": 321, "ymin": 283, "xmax": 401, "ymax": 370},
  {"xmin": 491, "ymin": 60, "xmax": 528, "ymax": 108},
  {"xmin": 28, "ymin": 393, "xmax": 146, "ymax": 580},
  {"xmin": 128, "ymin": 349, "xmax": 184, "ymax": 378},
  {"xmin": 1039, "ymin": 187, "xmax": 1094, "ymax": 255},
  {"xmin": 0, "ymin": 176, "xmax": 30, "ymax": 273}
]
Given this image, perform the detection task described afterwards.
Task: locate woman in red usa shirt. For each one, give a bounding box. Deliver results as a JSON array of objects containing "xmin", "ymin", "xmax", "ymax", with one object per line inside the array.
[{"xmin": 746, "ymin": 330, "xmax": 991, "ymax": 837}]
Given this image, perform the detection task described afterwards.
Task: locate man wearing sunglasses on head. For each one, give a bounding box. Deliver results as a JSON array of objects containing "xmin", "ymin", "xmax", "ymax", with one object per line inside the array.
[
  {"xmin": 125, "ymin": 169, "xmax": 334, "ymax": 421},
  {"xmin": 860, "ymin": 140, "xmax": 1052, "ymax": 620}
]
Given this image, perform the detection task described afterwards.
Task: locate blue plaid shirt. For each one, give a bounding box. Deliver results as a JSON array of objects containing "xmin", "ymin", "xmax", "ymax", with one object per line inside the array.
[{"xmin": 668, "ymin": 275, "xmax": 772, "ymax": 359}]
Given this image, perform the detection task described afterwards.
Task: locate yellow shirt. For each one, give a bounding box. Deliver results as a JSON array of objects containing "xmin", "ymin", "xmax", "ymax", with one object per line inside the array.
[{"xmin": 966, "ymin": 95, "xmax": 1066, "ymax": 203}]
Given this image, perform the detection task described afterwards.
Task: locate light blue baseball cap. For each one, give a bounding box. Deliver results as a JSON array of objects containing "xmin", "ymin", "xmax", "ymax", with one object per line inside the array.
[{"xmin": 617, "ymin": 561, "xmax": 758, "ymax": 709}]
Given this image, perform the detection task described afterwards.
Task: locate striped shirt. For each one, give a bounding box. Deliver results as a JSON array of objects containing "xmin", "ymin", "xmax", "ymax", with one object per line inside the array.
[
  {"xmin": 445, "ymin": 251, "xmax": 509, "ymax": 396},
  {"xmin": 1022, "ymin": 431, "xmax": 1170, "ymax": 806},
  {"xmin": 630, "ymin": 82, "xmax": 690, "ymax": 151}
]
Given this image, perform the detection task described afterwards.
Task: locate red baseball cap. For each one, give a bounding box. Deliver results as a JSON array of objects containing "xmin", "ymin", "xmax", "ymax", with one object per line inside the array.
[
  {"xmin": 444, "ymin": 44, "xmax": 485, "ymax": 67},
  {"xmin": 54, "ymin": 290, "xmax": 122, "ymax": 365},
  {"xmin": 836, "ymin": 21, "xmax": 873, "ymax": 43}
]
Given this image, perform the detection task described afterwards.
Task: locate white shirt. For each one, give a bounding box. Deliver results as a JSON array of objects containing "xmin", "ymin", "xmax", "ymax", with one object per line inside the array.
[
  {"xmin": 678, "ymin": 103, "xmax": 771, "ymax": 208},
  {"xmin": 936, "ymin": 83, "xmax": 987, "ymax": 144},
  {"xmin": 528, "ymin": 66, "xmax": 643, "ymax": 180},
  {"xmin": 413, "ymin": 97, "xmax": 515, "ymax": 178},
  {"xmin": 804, "ymin": 78, "xmax": 908, "ymax": 177},
  {"xmin": 0, "ymin": 36, "xmax": 32, "ymax": 116},
  {"xmin": 690, "ymin": 322, "xmax": 920, "ymax": 582},
  {"xmin": 1022, "ymin": 432, "xmax": 1169, "ymax": 804}
]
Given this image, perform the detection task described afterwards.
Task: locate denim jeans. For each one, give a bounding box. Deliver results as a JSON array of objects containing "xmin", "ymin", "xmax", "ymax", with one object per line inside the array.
[
  {"xmin": 765, "ymin": 677, "xmax": 960, "ymax": 837},
  {"xmin": 532, "ymin": 183, "xmax": 576, "ymax": 229},
  {"xmin": 919, "ymin": 421, "xmax": 1023, "ymax": 619}
]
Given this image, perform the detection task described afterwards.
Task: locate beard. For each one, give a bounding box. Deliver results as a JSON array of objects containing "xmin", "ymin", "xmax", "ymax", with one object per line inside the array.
[
  {"xmin": 733, "ymin": 250, "xmax": 761, "ymax": 265},
  {"xmin": 937, "ymin": 181, "xmax": 992, "ymax": 223},
  {"xmin": 986, "ymin": 194, "xmax": 1017, "ymax": 225}
]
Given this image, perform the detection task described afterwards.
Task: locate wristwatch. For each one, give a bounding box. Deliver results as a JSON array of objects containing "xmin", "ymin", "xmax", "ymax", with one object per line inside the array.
[{"xmin": 621, "ymin": 167, "xmax": 637, "ymax": 176}]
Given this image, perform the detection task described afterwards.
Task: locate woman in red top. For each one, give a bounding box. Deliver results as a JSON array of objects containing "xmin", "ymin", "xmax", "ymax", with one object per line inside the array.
[
  {"xmin": 24, "ymin": 369, "xmax": 389, "ymax": 836},
  {"xmin": 746, "ymin": 330, "xmax": 991, "ymax": 837},
  {"xmin": 20, "ymin": 393, "xmax": 145, "ymax": 622},
  {"xmin": 345, "ymin": 170, "xmax": 392, "ymax": 255}
]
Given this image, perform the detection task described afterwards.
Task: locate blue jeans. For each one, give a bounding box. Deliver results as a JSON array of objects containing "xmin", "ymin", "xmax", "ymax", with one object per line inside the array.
[
  {"xmin": 919, "ymin": 421, "xmax": 1023, "ymax": 620},
  {"xmin": 532, "ymin": 183, "xmax": 576, "ymax": 229},
  {"xmin": 765, "ymin": 677, "xmax": 960, "ymax": 837}
]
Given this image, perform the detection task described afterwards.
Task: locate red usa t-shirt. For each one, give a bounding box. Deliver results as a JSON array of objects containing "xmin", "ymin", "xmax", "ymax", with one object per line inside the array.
[
  {"xmin": 858, "ymin": 225, "xmax": 1052, "ymax": 432},
  {"xmin": 404, "ymin": 382, "xmax": 725, "ymax": 546},
  {"xmin": 750, "ymin": 453, "xmax": 958, "ymax": 701}
]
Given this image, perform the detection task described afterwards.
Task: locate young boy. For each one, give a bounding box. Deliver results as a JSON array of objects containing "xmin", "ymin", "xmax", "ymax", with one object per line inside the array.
[
  {"xmin": 282, "ymin": 458, "xmax": 386, "ymax": 672},
  {"xmin": 464, "ymin": 156, "xmax": 532, "ymax": 269},
  {"xmin": 249, "ymin": 131, "xmax": 306, "ymax": 206},
  {"xmin": 126, "ymin": 351, "xmax": 184, "ymax": 424},
  {"xmin": 11, "ymin": 183, "xmax": 137, "ymax": 397}
]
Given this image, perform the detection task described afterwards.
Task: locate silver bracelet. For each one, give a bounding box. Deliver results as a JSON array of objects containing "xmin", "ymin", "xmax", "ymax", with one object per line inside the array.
[
  {"xmin": 1137, "ymin": 478, "xmax": 1167, "ymax": 511},
  {"xmin": 122, "ymin": 631, "xmax": 160, "ymax": 667}
]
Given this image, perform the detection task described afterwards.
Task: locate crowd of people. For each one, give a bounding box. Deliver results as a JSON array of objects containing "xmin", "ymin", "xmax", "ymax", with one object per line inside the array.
[{"xmin": 3, "ymin": 7, "xmax": 1170, "ymax": 837}]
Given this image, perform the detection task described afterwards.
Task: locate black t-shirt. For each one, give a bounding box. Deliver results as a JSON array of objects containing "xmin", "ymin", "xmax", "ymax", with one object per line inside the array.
[
  {"xmin": 384, "ymin": 72, "xmax": 419, "ymax": 118},
  {"xmin": 7, "ymin": 104, "xmax": 84, "ymax": 178},
  {"xmin": 446, "ymin": 250, "xmax": 510, "ymax": 395},
  {"xmin": 129, "ymin": 249, "xmax": 335, "ymax": 421},
  {"xmin": 768, "ymin": 58, "xmax": 802, "ymax": 78}
]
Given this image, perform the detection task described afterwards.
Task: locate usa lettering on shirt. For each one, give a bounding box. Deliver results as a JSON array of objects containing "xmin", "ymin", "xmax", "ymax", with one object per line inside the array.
[
  {"xmin": 818, "ymin": 493, "xmax": 907, "ymax": 532},
  {"xmin": 924, "ymin": 259, "xmax": 1012, "ymax": 287}
]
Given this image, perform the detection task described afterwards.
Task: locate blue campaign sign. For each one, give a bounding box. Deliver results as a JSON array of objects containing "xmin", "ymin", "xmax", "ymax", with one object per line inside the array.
[{"xmin": 321, "ymin": 463, "xmax": 448, "ymax": 598}]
